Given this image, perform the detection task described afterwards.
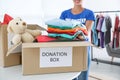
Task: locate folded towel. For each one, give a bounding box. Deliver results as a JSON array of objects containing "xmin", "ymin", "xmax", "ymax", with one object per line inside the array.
[
  {"xmin": 48, "ymin": 31, "xmax": 88, "ymax": 40},
  {"xmin": 47, "ymin": 26, "xmax": 88, "ymax": 35},
  {"xmin": 45, "ymin": 18, "xmax": 83, "ymax": 29}
]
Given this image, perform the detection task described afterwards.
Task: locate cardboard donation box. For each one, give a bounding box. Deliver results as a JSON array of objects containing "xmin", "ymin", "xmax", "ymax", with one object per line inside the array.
[
  {"xmin": 22, "ymin": 41, "xmax": 92, "ymax": 75},
  {"xmin": 0, "ymin": 24, "xmax": 21, "ymax": 67},
  {"xmin": 0, "ymin": 24, "xmax": 44, "ymax": 67}
]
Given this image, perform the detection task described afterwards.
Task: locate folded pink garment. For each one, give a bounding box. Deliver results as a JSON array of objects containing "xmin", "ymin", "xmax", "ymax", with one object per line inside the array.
[{"xmin": 35, "ymin": 35, "xmax": 57, "ymax": 42}]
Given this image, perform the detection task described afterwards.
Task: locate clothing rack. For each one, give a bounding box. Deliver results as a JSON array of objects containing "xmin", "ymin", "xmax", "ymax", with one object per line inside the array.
[
  {"xmin": 94, "ymin": 10, "xmax": 120, "ymax": 13},
  {"xmin": 91, "ymin": 10, "xmax": 120, "ymax": 65}
]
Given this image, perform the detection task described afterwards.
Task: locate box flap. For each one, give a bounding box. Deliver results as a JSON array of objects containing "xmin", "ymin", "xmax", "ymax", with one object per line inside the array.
[
  {"xmin": 6, "ymin": 42, "xmax": 22, "ymax": 56},
  {"xmin": 27, "ymin": 24, "xmax": 46, "ymax": 31}
]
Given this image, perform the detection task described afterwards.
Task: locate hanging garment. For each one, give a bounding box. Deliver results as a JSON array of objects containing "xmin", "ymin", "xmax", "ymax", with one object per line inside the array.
[
  {"xmin": 118, "ymin": 21, "xmax": 120, "ymax": 47},
  {"xmin": 104, "ymin": 16, "xmax": 112, "ymax": 45},
  {"xmin": 91, "ymin": 15, "xmax": 100, "ymax": 46},
  {"xmin": 91, "ymin": 15, "xmax": 99, "ymax": 46},
  {"xmin": 96, "ymin": 16, "xmax": 104, "ymax": 31},
  {"xmin": 99, "ymin": 17, "xmax": 105, "ymax": 48},
  {"xmin": 97, "ymin": 16, "xmax": 104, "ymax": 47},
  {"xmin": 91, "ymin": 15, "xmax": 112, "ymax": 48},
  {"xmin": 95, "ymin": 16, "xmax": 103, "ymax": 47},
  {"xmin": 100, "ymin": 16, "xmax": 106, "ymax": 48},
  {"xmin": 99, "ymin": 15, "xmax": 112, "ymax": 48},
  {"xmin": 112, "ymin": 15, "xmax": 119, "ymax": 48}
]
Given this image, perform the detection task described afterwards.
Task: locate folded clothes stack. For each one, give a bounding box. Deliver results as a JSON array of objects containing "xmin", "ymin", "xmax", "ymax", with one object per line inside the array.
[
  {"xmin": 46, "ymin": 18, "xmax": 88, "ymax": 40},
  {"xmin": 35, "ymin": 19, "xmax": 88, "ymax": 42}
]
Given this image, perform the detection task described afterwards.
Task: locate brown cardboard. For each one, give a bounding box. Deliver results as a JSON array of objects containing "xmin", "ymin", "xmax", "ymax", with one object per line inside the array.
[
  {"xmin": 22, "ymin": 41, "xmax": 92, "ymax": 75},
  {"xmin": 0, "ymin": 24, "xmax": 45, "ymax": 67},
  {"xmin": 6, "ymin": 42, "xmax": 22, "ymax": 56},
  {"xmin": 27, "ymin": 24, "xmax": 46, "ymax": 31},
  {"xmin": 0, "ymin": 24, "xmax": 21, "ymax": 67}
]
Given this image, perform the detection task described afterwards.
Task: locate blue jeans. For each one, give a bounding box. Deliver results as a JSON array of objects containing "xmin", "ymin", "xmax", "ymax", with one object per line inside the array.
[{"xmin": 72, "ymin": 46, "xmax": 91, "ymax": 80}]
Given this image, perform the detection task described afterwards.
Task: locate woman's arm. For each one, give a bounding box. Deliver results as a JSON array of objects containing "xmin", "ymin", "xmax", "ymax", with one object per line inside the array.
[
  {"xmin": 85, "ymin": 20, "xmax": 94, "ymax": 32},
  {"xmin": 77, "ymin": 20, "xmax": 94, "ymax": 40}
]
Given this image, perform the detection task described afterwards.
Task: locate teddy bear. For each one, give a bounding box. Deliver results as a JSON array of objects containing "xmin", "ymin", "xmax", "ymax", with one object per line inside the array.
[{"xmin": 7, "ymin": 17, "xmax": 42, "ymax": 45}]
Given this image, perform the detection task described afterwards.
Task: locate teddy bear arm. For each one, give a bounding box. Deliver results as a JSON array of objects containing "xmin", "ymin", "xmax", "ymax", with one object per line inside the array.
[
  {"xmin": 12, "ymin": 34, "xmax": 21, "ymax": 45},
  {"xmin": 21, "ymin": 32, "xmax": 35, "ymax": 43},
  {"xmin": 26, "ymin": 29, "xmax": 41, "ymax": 37}
]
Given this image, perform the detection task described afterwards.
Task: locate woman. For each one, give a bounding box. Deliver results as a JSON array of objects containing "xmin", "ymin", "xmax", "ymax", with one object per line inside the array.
[{"xmin": 60, "ymin": 0, "xmax": 95, "ymax": 80}]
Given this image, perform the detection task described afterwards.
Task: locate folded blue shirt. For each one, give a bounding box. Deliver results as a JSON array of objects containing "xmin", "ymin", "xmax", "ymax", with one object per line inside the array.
[{"xmin": 45, "ymin": 18, "xmax": 83, "ymax": 29}]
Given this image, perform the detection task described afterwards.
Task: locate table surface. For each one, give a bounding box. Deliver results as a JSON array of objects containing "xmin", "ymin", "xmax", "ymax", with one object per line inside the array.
[{"xmin": 0, "ymin": 65, "xmax": 80, "ymax": 80}]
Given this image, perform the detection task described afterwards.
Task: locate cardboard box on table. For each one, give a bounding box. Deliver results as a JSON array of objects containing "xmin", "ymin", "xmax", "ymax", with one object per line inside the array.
[
  {"xmin": 0, "ymin": 24, "xmax": 44, "ymax": 67},
  {"xmin": 22, "ymin": 41, "xmax": 92, "ymax": 75}
]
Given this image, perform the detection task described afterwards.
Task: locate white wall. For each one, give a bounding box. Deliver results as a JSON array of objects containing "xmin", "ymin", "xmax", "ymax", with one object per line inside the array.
[
  {"xmin": 83, "ymin": 0, "xmax": 120, "ymax": 29},
  {"xmin": 0, "ymin": 0, "xmax": 44, "ymax": 25},
  {"xmin": 83, "ymin": 0, "xmax": 120, "ymax": 11},
  {"xmin": 41, "ymin": 0, "xmax": 73, "ymax": 21},
  {"xmin": 42, "ymin": 0, "xmax": 120, "ymax": 21},
  {"xmin": 0, "ymin": 0, "xmax": 120, "ymax": 25}
]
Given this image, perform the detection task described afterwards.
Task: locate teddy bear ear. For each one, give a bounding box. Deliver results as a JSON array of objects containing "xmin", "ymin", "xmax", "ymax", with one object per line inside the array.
[
  {"xmin": 7, "ymin": 26, "xmax": 13, "ymax": 33},
  {"xmin": 15, "ymin": 17, "xmax": 22, "ymax": 21}
]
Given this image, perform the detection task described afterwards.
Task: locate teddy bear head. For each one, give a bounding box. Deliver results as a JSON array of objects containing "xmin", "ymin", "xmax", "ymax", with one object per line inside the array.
[{"xmin": 7, "ymin": 17, "xmax": 27, "ymax": 34}]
